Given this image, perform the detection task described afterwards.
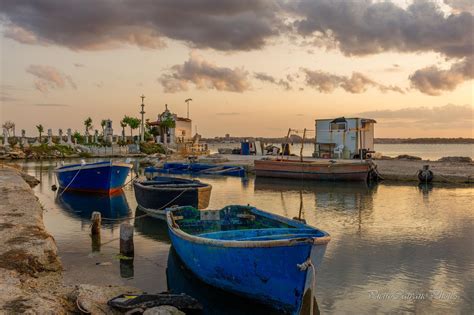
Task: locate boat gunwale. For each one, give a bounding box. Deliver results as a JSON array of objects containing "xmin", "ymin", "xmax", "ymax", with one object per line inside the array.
[
  {"xmin": 133, "ymin": 180, "xmax": 211, "ymax": 191},
  {"xmin": 166, "ymin": 206, "xmax": 331, "ymax": 248},
  {"xmin": 54, "ymin": 161, "xmax": 132, "ymax": 173},
  {"xmin": 255, "ymin": 159, "xmax": 370, "ymax": 167}
]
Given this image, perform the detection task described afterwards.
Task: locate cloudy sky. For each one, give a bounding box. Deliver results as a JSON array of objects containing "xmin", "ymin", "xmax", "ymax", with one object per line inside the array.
[{"xmin": 0, "ymin": 0, "xmax": 472, "ymax": 137}]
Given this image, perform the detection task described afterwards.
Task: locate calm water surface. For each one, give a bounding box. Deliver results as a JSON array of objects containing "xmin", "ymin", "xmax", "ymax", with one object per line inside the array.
[{"xmin": 21, "ymin": 160, "xmax": 473, "ymax": 314}]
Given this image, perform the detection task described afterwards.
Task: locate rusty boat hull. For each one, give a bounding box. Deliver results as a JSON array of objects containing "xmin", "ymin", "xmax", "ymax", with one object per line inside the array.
[{"xmin": 254, "ymin": 159, "xmax": 372, "ymax": 182}]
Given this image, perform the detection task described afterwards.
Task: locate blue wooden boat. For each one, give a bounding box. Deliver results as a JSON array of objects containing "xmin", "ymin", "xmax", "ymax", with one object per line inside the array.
[
  {"xmin": 166, "ymin": 205, "xmax": 330, "ymax": 314},
  {"xmin": 145, "ymin": 162, "xmax": 245, "ymax": 177},
  {"xmin": 55, "ymin": 161, "xmax": 132, "ymax": 194}
]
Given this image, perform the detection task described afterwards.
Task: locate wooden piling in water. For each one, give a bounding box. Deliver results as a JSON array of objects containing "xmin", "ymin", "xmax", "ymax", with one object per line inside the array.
[
  {"xmin": 120, "ymin": 223, "xmax": 134, "ymax": 257},
  {"xmin": 91, "ymin": 211, "xmax": 101, "ymax": 235}
]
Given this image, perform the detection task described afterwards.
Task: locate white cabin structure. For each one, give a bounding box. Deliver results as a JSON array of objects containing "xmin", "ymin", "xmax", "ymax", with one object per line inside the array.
[{"xmin": 313, "ymin": 117, "xmax": 376, "ymax": 159}]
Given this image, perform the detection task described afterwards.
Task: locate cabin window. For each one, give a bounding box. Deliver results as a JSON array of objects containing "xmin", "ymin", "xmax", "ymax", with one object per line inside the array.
[{"xmin": 330, "ymin": 122, "xmax": 346, "ymax": 131}]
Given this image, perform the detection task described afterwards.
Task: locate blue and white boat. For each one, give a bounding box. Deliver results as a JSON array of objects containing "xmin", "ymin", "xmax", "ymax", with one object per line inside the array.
[
  {"xmin": 55, "ymin": 161, "xmax": 132, "ymax": 194},
  {"xmin": 145, "ymin": 162, "xmax": 245, "ymax": 178},
  {"xmin": 166, "ymin": 205, "xmax": 330, "ymax": 314}
]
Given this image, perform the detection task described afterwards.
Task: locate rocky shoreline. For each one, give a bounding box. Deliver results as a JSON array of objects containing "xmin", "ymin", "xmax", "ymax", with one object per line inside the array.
[{"xmin": 0, "ymin": 166, "xmax": 142, "ymax": 314}]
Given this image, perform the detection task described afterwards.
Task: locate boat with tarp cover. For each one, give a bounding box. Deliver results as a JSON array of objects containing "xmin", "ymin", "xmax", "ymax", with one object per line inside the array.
[
  {"xmin": 134, "ymin": 177, "xmax": 212, "ymax": 219},
  {"xmin": 166, "ymin": 205, "xmax": 330, "ymax": 314}
]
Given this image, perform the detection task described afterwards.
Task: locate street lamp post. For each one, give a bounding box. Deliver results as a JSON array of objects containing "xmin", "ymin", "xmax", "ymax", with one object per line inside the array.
[
  {"xmin": 140, "ymin": 95, "xmax": 145, "ymax": 142},
  {"xmin": 185, "ymin": 98, "xmax": 192, "ymax": 119}
]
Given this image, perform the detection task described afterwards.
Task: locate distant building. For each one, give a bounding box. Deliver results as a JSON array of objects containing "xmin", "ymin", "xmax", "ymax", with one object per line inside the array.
[
  {"xmin": 313, "ymin": 117, "xmax": 376, "ymax": 159},
  {"xmin": 148, "ymin": 105, "xmax": 192, "ymax": 146}
]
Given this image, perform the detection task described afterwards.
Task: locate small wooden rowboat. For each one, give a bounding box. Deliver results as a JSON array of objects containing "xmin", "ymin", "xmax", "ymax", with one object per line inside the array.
[
  {"xmin": 133, "ymin": 177, "xmax": 212, "ymax": 219},
  {"xmin": 166, "ymin": 205, "xmax": 330, "ymax": 314},
  {"xmin": 254, "ymin": 158, "xmax": 374, "ymax": 182},
  {"xmin": 55, "ymin": 161, "xmax": 132, "ymax": 194}
]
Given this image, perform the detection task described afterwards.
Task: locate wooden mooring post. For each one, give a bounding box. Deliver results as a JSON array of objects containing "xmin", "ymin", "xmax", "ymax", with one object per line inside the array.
[
  {"xmin": 91, "ymin": 211, "xmax": 101, "ymax": 235},
  {"xmin": 120, "ymin": 222, "xmax": 134, "ymax": 257},
  {"xmin": 90, "ymin": 212, "xmax": 101, "ymax": 252}
]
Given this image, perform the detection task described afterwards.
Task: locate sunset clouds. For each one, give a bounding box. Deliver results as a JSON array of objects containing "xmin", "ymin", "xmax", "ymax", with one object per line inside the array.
[
  {"xmin": 159, "ymin": 53, "xmax": 250, "ymax": 93},
  {"xmin": 303, "ymin": 70, "xmax": 404, "ymax": 94},
  {"xmin": 0, "ymin": 1, "xmax": 472, "ymax": 137},
  {"xmin": 1, "ymin": 0, "xmax": 471, "ymax": 96},
  {"xmin": 357, "ymin": 104, "xmax": 473, "ymax": 129},
  {"xmin": 0, "ymin": 0, "xmax": 280, "ymax": 51},
  {"xmin": 409, "ymin": 57, "xmax": 473, "ymax": 95},
  {"xmin": 26, "ymin": 65, "xmax": 76, "ymax": 93}
]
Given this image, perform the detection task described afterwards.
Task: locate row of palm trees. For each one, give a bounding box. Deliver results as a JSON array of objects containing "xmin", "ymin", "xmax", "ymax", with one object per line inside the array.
[{"xmin": 32, "ymin": 116, "xmax": 142, "ymax": 143}]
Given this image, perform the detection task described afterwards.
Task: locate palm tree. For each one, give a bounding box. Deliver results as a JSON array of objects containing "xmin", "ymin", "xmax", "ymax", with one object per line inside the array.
[
  {"xmin": 120, "ymin": 118, "xmax": 128, "ymax": 141},
  {"xmin": 83, "ymin": 117, "xmax": 92, "ymax": 143},
  {"xmin": 100, "ymin": 119, "xmax": 107, "ymax": 136},
  {"xmin": 36, "ymin": 124, "xmax": 44, "ymax": 141},
  {"xmin": 127, "ymin": 117, "xmax": 141, "ymax": 139},
  {"xmin": 84, "ymin": 117, "xmax": 93, "ymax": 135}
]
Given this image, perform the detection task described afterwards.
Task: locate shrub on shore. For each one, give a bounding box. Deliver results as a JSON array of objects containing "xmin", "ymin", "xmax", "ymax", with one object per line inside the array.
[
  {"xmin": 24, "ymin": 144, "xmax": 76, "ymax": 158},
  {"xmin": 140, "ymin": 142, "xmax": 165, "ymax": 155}
]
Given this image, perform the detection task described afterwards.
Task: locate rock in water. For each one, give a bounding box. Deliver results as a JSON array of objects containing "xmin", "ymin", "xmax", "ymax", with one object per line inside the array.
[
  {"xmin": 437, "ymin": 156, "xmax": 472, "ymax": 163},
  {"xmin": 395, "ymin": 154, "xmax": 422, "ymax": 161}
]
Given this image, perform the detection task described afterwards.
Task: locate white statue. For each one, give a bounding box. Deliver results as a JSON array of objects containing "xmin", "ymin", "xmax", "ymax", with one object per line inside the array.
[
  {"xmin": 21, "ymin": 129, "xmax": 28, "ymax": 147},
  {"xmin": 47, "ymin": 129, "xmax": 53, "ymax": 146},
  {"xmin": 2, "ymin": 128, "xmax": 9, "ymax": 147},
  {"xmin": 67, "ymin": 128, "xmax": 73, "ymax": 144},
  {"xmin": 58, "ymin": 129, "xmax": 64, "ymax": 144}
]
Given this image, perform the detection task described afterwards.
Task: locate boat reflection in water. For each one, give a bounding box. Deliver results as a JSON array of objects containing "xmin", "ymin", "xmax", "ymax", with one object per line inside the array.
[
  {"xmin": 254, "ymin": 177, "xmax": 378, "ymax": 212},
  {"xmin": 166, "ymin": 247, "xmax": 317, "ymax": 315},
  {"xmin": 133, "ymin": 208, "xmax": 170, "ymax": 244},
  {"xmin": 56, "ymin": 189, "xmax": 131, "ymax": 224}
]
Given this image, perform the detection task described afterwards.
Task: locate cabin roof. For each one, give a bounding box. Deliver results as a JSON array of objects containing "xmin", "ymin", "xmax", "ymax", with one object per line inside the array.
[{"xmin": 316, "ymin": 117, "xmax": 377, "ymax": 123}]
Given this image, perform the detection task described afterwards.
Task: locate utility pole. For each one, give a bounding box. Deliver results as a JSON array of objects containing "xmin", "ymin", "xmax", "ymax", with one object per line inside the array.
[
  {"xmin": 140, "ymin": 95, "xmax": 145, "ymax": 142},
  {"xmin": 185, "ymin": 98, "xmax": 192, "ymax": 119}
]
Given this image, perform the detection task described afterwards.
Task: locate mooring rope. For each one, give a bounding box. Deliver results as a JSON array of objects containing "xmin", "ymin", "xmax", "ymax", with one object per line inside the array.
[
  {"xmin": 297, "ymin": 258, "xmax": 317, "ymax": 315},
  {"xmin": 57, "ymin": 164, "xmax": 85, "ymax": 198},
  {"xmin": 99, "ymin": 183, "xmax": 194, "ymax": 222}
]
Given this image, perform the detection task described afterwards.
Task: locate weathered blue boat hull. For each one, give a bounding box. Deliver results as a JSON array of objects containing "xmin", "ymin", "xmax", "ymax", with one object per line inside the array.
[
  {"xmin": 55, "ymin": 161, "xmax": 131, "ymax": 193},
  {"xmin": 166, "ymin": 206, "xmax": 330, "ymax": 314},
  {"xmin": 169, "ymin": 232, "xmax": 326, "ymax": 313}
]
